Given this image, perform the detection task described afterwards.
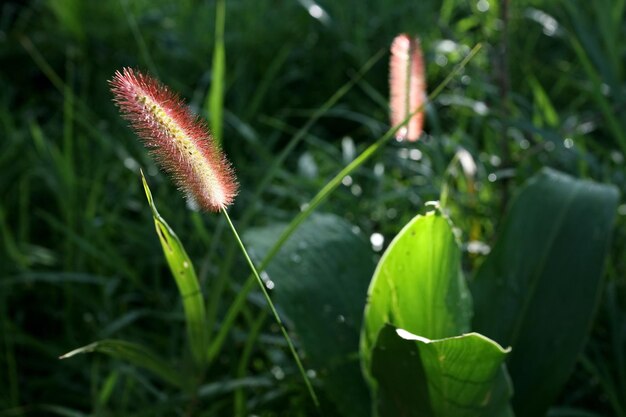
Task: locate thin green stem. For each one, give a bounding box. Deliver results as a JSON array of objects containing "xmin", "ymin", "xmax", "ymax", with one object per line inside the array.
[
  {"xmin": 207, "ymin": 0, "xmax": 226, "ymax": 144},
  {"xmin": 220, "ymin": 209, "xmax": 320, "ymax": 409},
  {"xmin": 204, "ymin": 48, "xmax": 386, "ymax": 346},
  {"xmin": 239, "ymin": 47, "xmax": 386, "ymax": 227},
  {"xmin": 234, "ymin": 309, "xmax": 268, "ymax": 416},
  {"xmin": 119, "ymin": 0, "xmax": 159, "ymax": 77}
]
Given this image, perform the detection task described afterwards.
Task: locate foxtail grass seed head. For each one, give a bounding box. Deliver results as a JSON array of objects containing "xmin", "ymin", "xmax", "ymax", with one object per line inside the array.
[
  {"xmin": 389, "ymin": 34, "xmax": 426, "ymax": 142},
  {"xmin": 110, "ymin": 68, "xmax": 237, "ymax": 211}
]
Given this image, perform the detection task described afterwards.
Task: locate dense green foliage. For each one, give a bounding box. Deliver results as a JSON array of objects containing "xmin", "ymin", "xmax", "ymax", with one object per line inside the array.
[{"xmin": 1, "ymin": 0, "xmax": 625, "ymax": 416}]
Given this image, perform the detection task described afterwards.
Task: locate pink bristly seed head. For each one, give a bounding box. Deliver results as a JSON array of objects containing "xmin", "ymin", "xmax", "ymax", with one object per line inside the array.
[
  {"xmin": 109, "ymin": 68, "xmax": 238, "ymax": 212},
  {"xmin": 389, "ymin": 34, "xmax": 426, "ymax": 142}
]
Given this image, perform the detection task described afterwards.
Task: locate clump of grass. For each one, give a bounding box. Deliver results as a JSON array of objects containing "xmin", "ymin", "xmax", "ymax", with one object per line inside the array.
[{"xmin": 109, "ymin": 67, "xmax": 320, "ymax": 408}]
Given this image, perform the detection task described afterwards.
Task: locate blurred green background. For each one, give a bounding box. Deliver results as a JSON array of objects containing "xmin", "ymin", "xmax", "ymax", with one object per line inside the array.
[{"xmin": 1, "ymin": 0, "xmax": 625, "ymax": 416}]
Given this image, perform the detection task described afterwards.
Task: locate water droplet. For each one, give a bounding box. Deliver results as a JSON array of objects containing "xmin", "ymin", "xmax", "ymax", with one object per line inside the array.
[
  {"xmin": 527, "ymin": 9, "xmax": 559, "ymax": 36},
  {"xmin": 466, "ymin": 241, "xmax": 491, "ymax": 255},
  {"xmin": 409, "ymin": 149, "xmax": 422, "ymax": 161},
  {"xmin": 337, "ymin": 315, "xmax": 346, "ymax": 323},
  {"xmin": 473, "ymin": 101, "xmax": 488, "ymax": 115},
  {"xmin": 374, "ymin": 163, "xmax": 385, "ymax": 177},
  {"xmin": 271, "ymin": 366, "xmax": 285, "ymax": 380},
  {"xmin": 123, "ymin": 157, "xmax": 139, "ymax": 171},
  {"xmin": 601, "ymin": 83, "xmax": 610, "ymax": 96},
  {"xmin": 395, "ymin": 127, "xmax": 408, "ymax": 142},
  {"xmin": 342, "ymin": 136, "xmax": 355, "ymax": 162},
  {"xmin": 611, "ymin": 151, "xmax": 624, "ymax": 164},
  {"xmin": 563, "ymin": 138, "xmax": 574, "ymax": 149},
  {"xmin": 290, "ymin": 253, "xmax": 302, "ymax": 263},
  {"xmin": 370, "ymin": 233, "xmax": 384, "ymax": 252}
]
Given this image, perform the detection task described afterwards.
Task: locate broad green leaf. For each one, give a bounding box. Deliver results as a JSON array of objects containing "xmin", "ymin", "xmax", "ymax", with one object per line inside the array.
[
  {"xmin": 361, "ymin": 211, "xmax": 511, "ymax": 416},
  {"xmin": 245, "ymin": 213, "xmax": 375, "ymax": 417},
  {"xmin": 361, "ymin": 211, "xmax": 472, "ymax": 374},
  {"xmin": 371, "ymin": 324, "xmax": 513, "ymax": 417},
  {"xmin": 60, "ymin": 339, "xmax": 183, "ymax": 388},
  {"xmin": 141, "ymin": 172, "xmax": 208, "ymax": 366},
  {"xmin": 471, "ymin": 168, "xmax": 619, "ymax": 417}
]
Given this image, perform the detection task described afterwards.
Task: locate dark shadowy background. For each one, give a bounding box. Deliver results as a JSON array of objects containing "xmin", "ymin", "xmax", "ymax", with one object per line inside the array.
[{"xmin": 0, "ymin": 0, "xmax": 624, "ymax": 416}]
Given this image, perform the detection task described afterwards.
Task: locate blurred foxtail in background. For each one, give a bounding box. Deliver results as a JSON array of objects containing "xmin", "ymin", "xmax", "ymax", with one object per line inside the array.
[{"xmin": 389, "ymin": 34, "xmax": 426, "ymax": 142}]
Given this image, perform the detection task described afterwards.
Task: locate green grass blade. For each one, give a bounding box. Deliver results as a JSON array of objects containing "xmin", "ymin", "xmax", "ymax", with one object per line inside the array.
[
  {"xmin": 221, "ymin": 209, "xmax": 320, "ymax": 408},
  {"xmin": 119, "ymin": 0, "xmax": 159, "ymax": 77},
  {"xmin": 206, "ymin": 43, "xmax": 483, "ymax": 367},
  {"xmin": 141, "ymin": 171, "xmax": 208, "ymax": 366},
  {"xmin": 238, "ymin": 47, "xmax": 387, "ymax": 227},
  {"xmin": 234, "ymin": 310, "xmax": 267, "ymax": 416},
  {"xmin": 244, "ymin": 213, "xmax": 376, "ymax": 417},
  {"xmin": 205, "ymin": 47, "xmax": 387, "ymax": 351},
  {"xmin": 206, "ymin": 0, "xmax": 226, "ymax": 144},
  {"xmin": 60, "ymin": 339, "xmax": 183, "ymax": 388}
]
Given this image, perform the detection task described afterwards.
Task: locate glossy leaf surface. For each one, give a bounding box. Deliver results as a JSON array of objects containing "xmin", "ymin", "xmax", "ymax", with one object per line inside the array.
[
  {"xmin": 471, "ymin": 168, "xmax": 619, "ymax": 417},
  {"xmin": 245, "ymin": 213, "xmax": 375, "ymax": 417},
  {"xmin": 371, "ymin": 324, "xmax": 513, "ymax": 417},
  {"xmin": 141, "ymin": 172, "xmax": 208, "ymax": 365}
]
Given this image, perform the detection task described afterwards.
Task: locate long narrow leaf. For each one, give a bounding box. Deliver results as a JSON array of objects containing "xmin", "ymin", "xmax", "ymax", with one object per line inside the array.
[
  {"xmin": 206, "ymin": 44, "xmax": 482, "ymax": 364},
  {"xmin": 60, "ymin": 339, "xmax": 183, "ymax": 388},
  {"xmin": 141, "ymin": 171, "xmax": 208, "ymax": 366},
  {"xmin": 206, "ymin": 0, "xmax": 226, "ymax": 144}
]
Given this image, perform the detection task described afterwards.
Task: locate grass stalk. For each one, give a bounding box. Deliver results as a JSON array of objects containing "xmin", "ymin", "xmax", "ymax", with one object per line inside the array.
[
  {"xmin": 234, "ymin": 310, "xmax": 268, "ymax": 416},
  {"xmin": 207, "ymin": 0, "xmax": 226, "ymax": 144},
  {"xmin": 220, "ymin": 208, "xmax": 320, "ymax": 410},
  {"xmin": 204, "ymin": 48, "xmax": 386, "ymax": 341},
  {"xmin": 206, "ymin": 43, "xmax": 483, "ymax": 370}
]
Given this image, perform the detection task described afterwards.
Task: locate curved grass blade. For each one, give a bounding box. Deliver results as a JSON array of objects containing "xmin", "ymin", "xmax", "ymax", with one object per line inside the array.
[
  {"xmin": 141, "ymin": 171, "xmax": 208, "ymax": 366},
  {"xmin": 221, "ymin": 209, "xmax": 320, "ymax": 408},
  {"xmin": 206, "ymin": 44, "xmax": 483, "ymax": 364},
  {"xmin": 60, "ymin": 339, "xmax": 183, "ymax": 388},
  {"xmin": 244, "ymin": 213, "xmax": 376, "ymax": 417}
]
